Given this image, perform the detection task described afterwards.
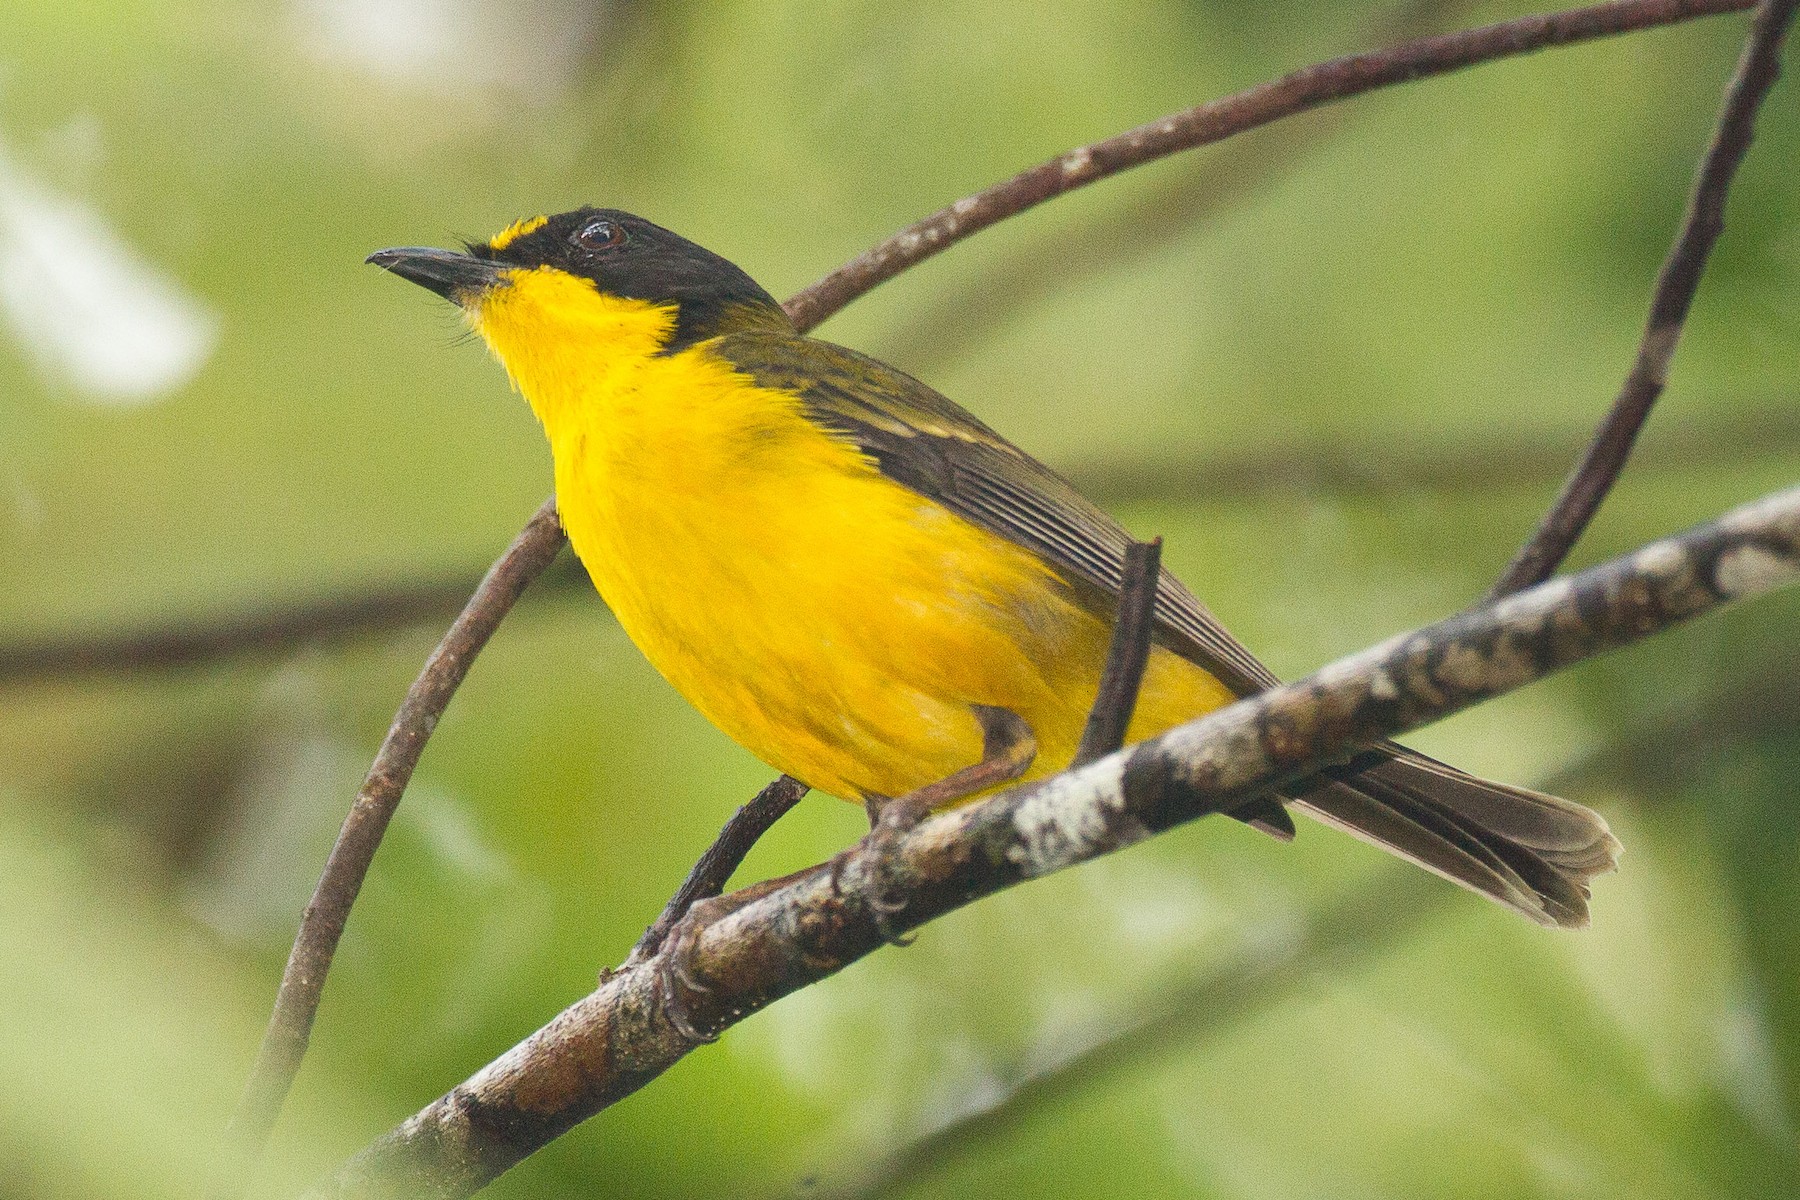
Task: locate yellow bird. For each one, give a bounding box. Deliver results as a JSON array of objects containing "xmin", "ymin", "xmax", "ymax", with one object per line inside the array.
[{"xmin": 369, "ymin": 208, "xmax": 1617, "ymax": 927}]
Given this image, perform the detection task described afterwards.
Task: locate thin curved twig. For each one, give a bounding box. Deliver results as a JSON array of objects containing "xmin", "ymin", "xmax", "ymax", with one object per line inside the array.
[
  {"xmin": 1073, "ymin": 538, "xmax": 1162, "ymax": 767},
  {"xmin": 877, "ymin": 0, "xmax": 1477, "ymax": 372},
  {"xmin": 224, "ymin": 0, "xmax": 1765, "ymax": 1186},
  {"xmin": 1490, "ymin": 0, "xmax": 1798, "ymax": 596},
  {"xmin": 784, "ymin": 0, "xmax": 1757, "ymax": 333},
  {"xmin": 212, "ymin": 501, "xmax": 566, "ymax": 1196},
  {"xmin": 311, "ymin": 485, "xmax": 1800, "ymax": 1198}
]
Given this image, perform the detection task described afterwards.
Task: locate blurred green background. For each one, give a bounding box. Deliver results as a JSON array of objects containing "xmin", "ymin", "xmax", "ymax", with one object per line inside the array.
[{"xmin": 2, "ymin": 0, "xmax": 1797, "ymax": 1196}]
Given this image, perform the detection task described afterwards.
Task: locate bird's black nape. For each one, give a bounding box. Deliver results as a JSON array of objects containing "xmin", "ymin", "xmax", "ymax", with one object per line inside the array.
[{"xmin": 473, "ymin": 208, "xmax": 789, "ymax": 352}]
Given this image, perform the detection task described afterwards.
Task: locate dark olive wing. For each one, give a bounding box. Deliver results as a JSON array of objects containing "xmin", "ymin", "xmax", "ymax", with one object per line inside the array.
[
  {"xmin": 709, "ymin": 330, "xmax": 1620, "ymax": 923},
  {"xmin": 713, "ymin": 330, "xmax": 1281, "ymax": 697}
]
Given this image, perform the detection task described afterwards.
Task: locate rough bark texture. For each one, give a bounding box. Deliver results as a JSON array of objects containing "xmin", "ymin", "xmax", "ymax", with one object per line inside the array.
[{"xmin": 309, "ymin": 485, "xmax": 1800, "ymax": 1199}]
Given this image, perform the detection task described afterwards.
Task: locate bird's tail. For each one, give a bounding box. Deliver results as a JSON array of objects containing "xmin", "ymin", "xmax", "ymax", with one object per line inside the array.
[{"xmin": 1289, "ymin": 747, "xmax": 1620, "ymax": 928}]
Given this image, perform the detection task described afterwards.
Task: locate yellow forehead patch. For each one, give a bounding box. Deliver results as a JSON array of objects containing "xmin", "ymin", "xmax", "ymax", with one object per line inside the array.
[{"xmin": 488, "ymin": 214, "xmax": 548, "ymax": 252}]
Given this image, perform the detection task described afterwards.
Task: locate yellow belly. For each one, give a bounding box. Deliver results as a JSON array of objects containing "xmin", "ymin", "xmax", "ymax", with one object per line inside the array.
[
  {"xmin": 564, "ymin": 428, "xmax": 1231, "ymax": 799},
  {"xmin": 553, "ymin": 373, "xmax": 1234, "ymax": 800},
  {"xmin": 472, "ymin": 276, "xmax": 1236, "ymax": 801}
]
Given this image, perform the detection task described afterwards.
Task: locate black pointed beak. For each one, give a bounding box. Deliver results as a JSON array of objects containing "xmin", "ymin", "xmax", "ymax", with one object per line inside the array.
[{"xmin": 365, "ymin": 246, "xmax": 504, "ymax": 302}]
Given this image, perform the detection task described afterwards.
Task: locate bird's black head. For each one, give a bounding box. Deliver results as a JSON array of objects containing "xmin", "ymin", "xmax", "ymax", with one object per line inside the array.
[{"xmin": 368, "ymin": 208, "xmax": 788, "ymax": 352}]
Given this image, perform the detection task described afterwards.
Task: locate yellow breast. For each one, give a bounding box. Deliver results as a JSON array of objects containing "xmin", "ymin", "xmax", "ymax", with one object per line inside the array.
[{"xmin": 469, "ymin": 267, "xmax": 1234, "ymax": 800}]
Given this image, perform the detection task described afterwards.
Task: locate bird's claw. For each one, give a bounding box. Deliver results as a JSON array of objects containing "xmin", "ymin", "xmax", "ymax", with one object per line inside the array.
[
  {"xmin": 653, "ymin": 902, "xmax": 723, "ymax": 1044},
  {"xmin": 860, "ymin": 795, "xmax": 928, "ymax": 947}
]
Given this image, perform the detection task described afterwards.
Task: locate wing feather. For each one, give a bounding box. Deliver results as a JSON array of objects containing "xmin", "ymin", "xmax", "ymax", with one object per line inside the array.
[
  {"xmin": 715, "ymin": 331, "xmax": 1279, "ymax": 696},
  {"xmin": 708, "ymin": 329, "xmax": 1619, "ymax": 925}
]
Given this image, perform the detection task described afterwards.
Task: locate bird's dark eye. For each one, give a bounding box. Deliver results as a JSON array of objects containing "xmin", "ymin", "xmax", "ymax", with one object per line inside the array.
[{"xmin": 573, "ymin": 218, "xmax": 626, "ymax": 252}]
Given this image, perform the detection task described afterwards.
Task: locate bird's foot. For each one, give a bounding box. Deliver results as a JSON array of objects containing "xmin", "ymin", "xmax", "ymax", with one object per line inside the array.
[
  {"xmin": 652, "ymin": 901, "xmax": 723, "ymax": 1044},
  {"xmin": 859, "ymin": 793, "xmax": 931, "ymax": 946},
  {"xmin": 648, "ymin": 875, "xmax": 795, "ymax": 1043}
]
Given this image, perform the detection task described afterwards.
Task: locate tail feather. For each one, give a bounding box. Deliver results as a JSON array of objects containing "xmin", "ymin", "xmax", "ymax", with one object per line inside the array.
[{"xmin": 1289, "ymin": 747, "xmax": 1620, "ymax": 929}]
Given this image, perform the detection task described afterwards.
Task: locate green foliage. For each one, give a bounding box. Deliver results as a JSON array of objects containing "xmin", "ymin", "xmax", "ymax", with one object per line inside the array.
[{"xmin": 0, "ymin": 1, "xmax": 1794, "ymax": 1197}]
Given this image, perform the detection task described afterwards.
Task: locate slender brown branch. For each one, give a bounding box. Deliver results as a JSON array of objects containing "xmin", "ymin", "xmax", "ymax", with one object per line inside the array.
[
  {"xmin": 225, "ymin": 206, "xmax": 895, "ymax": 1182},
  {"xmin": 1074, "ymin": 538, "xmax": 1163, "ymax": 767},
  {"xmin": 224, "ymin": 1, "xmax": 1768, "ymax": 1186},
  {"xmin": 627, "ymin": 775, "xmax": 809, "ymax": 963},
  {"xmin": 785, "ymin": 0, "xmax": 1756, "ymax": 333},
  {"xmin": 875, "ymin": 118, "xmax": 1313, "ymax": 371},
  {"xmin": 310, "ymin": 484, "xmax": 1800, "ymax": 1198},
  {"xmin": 1491, "ymin": 0, "xmax": 1797, "ymax": 596},
  {"xmin": 878, "ymin": 0, "xmax": 1476, "ymax": 372},
  {"xmin": 211, "ymin": 501, "xmax": 566, "ymax": 1198}
]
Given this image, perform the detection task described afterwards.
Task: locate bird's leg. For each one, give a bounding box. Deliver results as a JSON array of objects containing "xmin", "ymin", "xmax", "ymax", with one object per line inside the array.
[
  {"xmin": 859, "ymin": 704, "xmax": 1036, "ymax": 944},
  {"xmin": 628, "ymin": 775, "xmax": 809, "ymax": 966}
]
